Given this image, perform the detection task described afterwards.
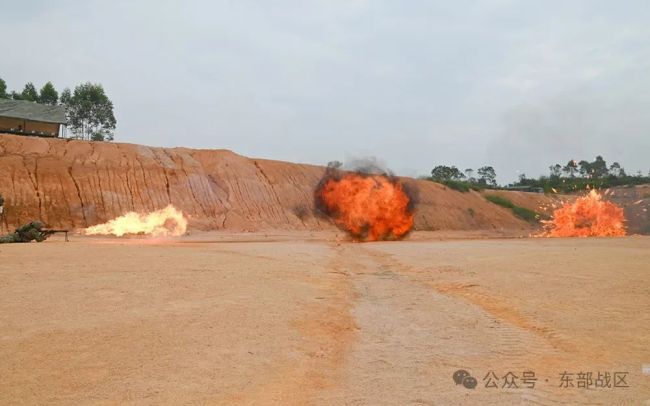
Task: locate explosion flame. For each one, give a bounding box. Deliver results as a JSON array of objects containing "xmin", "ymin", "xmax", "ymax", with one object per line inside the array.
[
  {"xmin": 84, "ymin": 205, "xmax": 188, "ymax": 237},
  {"xmin": 542, "ymin": 190, "xmax": 625, "ymax": 237},
  {"xmin": 315, "ymin": 171, "xmax": 415, "ymax": 241}
]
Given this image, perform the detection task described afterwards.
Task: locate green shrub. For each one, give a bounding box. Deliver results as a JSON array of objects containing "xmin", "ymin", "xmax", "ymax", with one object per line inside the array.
[
  {"xmin": 443, "ymin": 180, "xmax": 470, "ymax": 192},
  {"xmin": 484, "ymin": 194, "xmax": 541, "ymax": 223},
  {"xmin": 484, "ymin": 194, "xmax": 515, "ymax": 208},
  {"xmin": 511, "ymin": 206, "xmax": 538, "ymax": 222}
]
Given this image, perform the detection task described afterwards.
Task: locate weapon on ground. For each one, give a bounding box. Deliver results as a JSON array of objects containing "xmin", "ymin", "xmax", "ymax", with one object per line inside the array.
[{"xmin": 42, "ymin": 229, "xmax": 70, "ymax": 242}]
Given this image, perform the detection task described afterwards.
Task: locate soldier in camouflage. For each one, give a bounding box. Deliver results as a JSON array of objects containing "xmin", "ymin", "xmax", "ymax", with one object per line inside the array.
[{"xmin": 0, "ymin": 221, "xmax": 50, "ymax": 243}]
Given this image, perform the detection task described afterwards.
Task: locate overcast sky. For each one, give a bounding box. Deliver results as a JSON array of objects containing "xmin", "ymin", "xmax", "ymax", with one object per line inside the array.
[{"xmin": 2, "ymin": 0, "xmax": 649, "ymax": 182}]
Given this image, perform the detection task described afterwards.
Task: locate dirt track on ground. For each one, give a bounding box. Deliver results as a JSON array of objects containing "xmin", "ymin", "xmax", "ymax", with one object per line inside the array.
[{"xmin": 1, "ymin": 233, "xmax": 649, "ymax": 404}]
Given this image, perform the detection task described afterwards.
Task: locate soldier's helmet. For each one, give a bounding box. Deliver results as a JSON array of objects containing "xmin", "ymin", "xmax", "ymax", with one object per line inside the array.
[{"xmin": 16, "ymin": 221, "xmax": 45, "ymax": 233}]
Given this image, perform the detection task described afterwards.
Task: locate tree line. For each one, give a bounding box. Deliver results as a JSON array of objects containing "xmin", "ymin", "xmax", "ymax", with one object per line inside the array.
[
  {"xmin": 427, "ymin": 156, "xmax": 649, "ymax": 193},
  {"xmin": 429, "ymin": 165, "xmax": 497, "ymax": 187},
  {"xmin": 514, "ymin": 156, "xmax": 650, "ymax": 192},
  {"xmin": 0, "ymin": 77, "xmax": 116, "ymax": 141}
]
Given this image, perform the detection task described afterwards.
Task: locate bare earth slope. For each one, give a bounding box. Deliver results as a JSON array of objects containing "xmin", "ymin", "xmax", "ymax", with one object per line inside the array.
[{"xmin": 0, "ymin": 134, "xmax": 561, "ymax": 233}]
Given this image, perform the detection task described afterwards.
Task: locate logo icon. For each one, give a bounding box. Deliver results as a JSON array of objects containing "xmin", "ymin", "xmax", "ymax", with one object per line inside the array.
[{"xmin": 453, "ymin": 369, "xmax": 478, "ymax": 389}]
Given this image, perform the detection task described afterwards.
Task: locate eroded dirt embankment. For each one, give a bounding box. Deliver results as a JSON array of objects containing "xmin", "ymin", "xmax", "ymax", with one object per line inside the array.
[{"xmin": 0, "ymin": 133, "xmax": 559, "ymax": 232}]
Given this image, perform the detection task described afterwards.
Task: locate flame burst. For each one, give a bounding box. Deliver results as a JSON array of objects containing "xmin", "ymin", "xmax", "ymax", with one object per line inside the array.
[
  {"xmin": 543, "ymin": 190, "xmax": 625, "ymax": 237},
  {"xmin": 315, "ymin": 172, "xmax": 414, "ymax": 241},
  {"xmin": 84, "ymin": 205, "xmax": 188, "ymax": 237}
]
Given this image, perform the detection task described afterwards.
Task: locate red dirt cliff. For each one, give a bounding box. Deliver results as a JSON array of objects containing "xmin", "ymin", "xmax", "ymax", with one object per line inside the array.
[{"xmin": 0, "ymin": 134, "xmax": 560, "ymax": 233}]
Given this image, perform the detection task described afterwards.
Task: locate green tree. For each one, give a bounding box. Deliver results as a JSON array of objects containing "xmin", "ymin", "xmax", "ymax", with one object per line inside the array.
[
  {"xmin": 61, "ymin": 83, "xmax": 116, "ymax": 141},
  {"xmin": 60, "ymin": 87, "xmax": 71, "ymax": 105},
  {"xmin": 477, "ymin": 166, "xmax": 497, "ymax": 187},
  {"xmin": 549, "ymin": 164, "xmax": 562, "ymax": 177},
  {"xmin": 431, "ymin": 165, "xmax": 465, "ymax": 181},
  {"xmin": 0, "ymin": 77, "xmax": 7, "ymax": 99},
  {"xmin": 563, "ymin": 160, "xmax": 578, "ymax": 178},
  {"xmin": 464, "ymin": 168, "xmax": 476, "ymax": 183},
  {"xmin": 590, "ymin": 156, "xmax": 608, "ymax": 178},
  {"xmin": 578, "ymin": 160, "xmax": 591, "ymax": 177},
  {"xmin": 609, "ymin": 162, "xmax": 626, "ymax": 177},
  {"xmin": 20, "ymin": 82, "xmax": 39, "ymax": 101},
  {"xmin": 38, "ymin": 81, "xmax": 59, "ymax": 105}
]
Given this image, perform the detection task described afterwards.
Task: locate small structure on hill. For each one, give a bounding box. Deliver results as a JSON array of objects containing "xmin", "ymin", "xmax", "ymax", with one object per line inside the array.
[
  {"xmin": 0, "ymin": 99, "xmax": 67, "ymax": 137},
  {"xmin": 506, "ymin": 185, "xmax": 544, "ymax": 193}
]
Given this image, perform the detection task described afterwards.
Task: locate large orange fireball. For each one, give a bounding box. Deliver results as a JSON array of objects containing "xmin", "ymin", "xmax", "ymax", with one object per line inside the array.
[
  {"xmin": 83, "ymin": 205, "xmax": 188, "ymax": 237},
  {"xmin": 543, "ymin": 190, "xmax": 625, "ymax": 237},
  {"xmin": 315, "ymin": 171, "xmax": 414, "ymax": 241}
]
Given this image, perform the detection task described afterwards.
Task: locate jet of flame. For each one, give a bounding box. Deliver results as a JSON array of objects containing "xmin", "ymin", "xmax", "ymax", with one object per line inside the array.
[
  {"xmin": 542, "ymin": 190, "xmax": 625, "ymax": 237},
  {"xmin": 84, "ymin": 205, "xmax": 188, "ymax": 237},
  {"xmin": 315, "ymin": 171, "xmax": 414, "ymax": 241}
]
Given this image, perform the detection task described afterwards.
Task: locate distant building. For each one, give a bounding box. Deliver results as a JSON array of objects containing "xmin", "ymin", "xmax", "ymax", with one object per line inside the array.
[
  {"xmin": 0, "ymin": 99, "xmax": 67, "ymax": 137},
  {"xmin": 506, "ymin": 186, "xmax": 545, "ymax": 193}
]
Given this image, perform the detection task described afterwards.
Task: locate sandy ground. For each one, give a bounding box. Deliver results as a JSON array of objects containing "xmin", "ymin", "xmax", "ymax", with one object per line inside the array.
[{"xmin": 1, "ymin": 232, "xmax": 649, "ymax": 405}]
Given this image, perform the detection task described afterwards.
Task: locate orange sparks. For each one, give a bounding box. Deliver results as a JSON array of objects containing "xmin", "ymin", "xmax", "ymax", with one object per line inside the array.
[
  {"xmin": 84, "ymin": 205, "xmax": 188, "ymax": 237},
  {"xmin": 542, "ymin": 190, "xmax": 625, "ymax": 237},
  {"xmin": 315, "ymin": 172, "xmax": 414, "ymax": 241}
]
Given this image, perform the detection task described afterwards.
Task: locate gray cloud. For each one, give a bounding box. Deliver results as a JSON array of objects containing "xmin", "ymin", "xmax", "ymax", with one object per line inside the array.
[{"xmin": 1, "ymin": 0, "xmax": 648, "ymax": 182}]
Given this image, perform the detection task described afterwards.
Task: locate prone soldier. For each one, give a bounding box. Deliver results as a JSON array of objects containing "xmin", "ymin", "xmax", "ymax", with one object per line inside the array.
[{"xmin": 0, "ymin": 221, "xmax": 64, "ymax": 243}]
